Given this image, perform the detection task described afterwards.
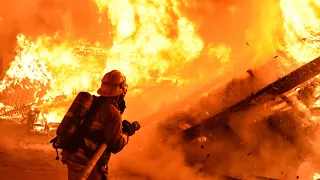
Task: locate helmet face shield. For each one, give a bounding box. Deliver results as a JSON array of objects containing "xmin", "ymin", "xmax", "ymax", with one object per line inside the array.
[{"xmin": 119, "ymin": 79, "xmax": 128, "ymax": 96}]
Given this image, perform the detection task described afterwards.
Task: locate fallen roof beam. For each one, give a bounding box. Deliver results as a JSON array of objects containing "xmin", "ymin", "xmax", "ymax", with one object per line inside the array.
[{"xmin": 182, "ymin": 56, "xmax": 320, "ymax": 141}]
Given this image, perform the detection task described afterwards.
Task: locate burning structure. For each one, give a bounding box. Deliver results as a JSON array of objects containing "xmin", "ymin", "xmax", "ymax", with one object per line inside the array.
[
  {"xmin": 158, "ymin": 56, "xmax": 320, "ymax": 179},
  {"xmin": 0, "ymin": 0, "xmax": 319, "ymax": 179}
]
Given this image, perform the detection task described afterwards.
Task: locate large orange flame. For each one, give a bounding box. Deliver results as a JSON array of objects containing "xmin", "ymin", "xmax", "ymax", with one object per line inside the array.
[
  {"xmin": 0, "ymin": 0, "xmax": 318, "ymax": 138},
  {"xmin": 94, "ymin": 0, "xmax": 204, "ymax": 86},
  {"xmin": 279, "ymin": 1, "xmax": 320, "ymax": 178},
  {"xmin": 0, "ymin": 34, "xmax": 107, "ymax": 122},
  {"xmin": 0, "ymin": 0, "xmax": 318, "ymax": 177},
  {"xmin": 0, "ymin": 0, "xmax": 207, "ymax": 122},
  {"xmin": 1, "ymin": 34, "xmax": 105, "ymax": 97},
  {"xmin": 280, "ymin": 0, "xmax": 320, "ymax": 64}
]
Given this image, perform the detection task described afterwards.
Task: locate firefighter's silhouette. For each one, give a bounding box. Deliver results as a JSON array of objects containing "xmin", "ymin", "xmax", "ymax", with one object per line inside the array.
[{"xmin": 25, "ymin": 108, "xmax": 40, "ymax": 130}]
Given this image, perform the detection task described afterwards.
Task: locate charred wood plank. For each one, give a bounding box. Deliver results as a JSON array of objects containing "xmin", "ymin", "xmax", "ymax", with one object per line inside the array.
[{"xmin": 182, "ymin": 56, "xmax": 320, "ymax": 141}]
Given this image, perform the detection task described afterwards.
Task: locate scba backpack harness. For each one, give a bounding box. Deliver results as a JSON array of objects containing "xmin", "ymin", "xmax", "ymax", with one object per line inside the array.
[{"xmin": 50, "ymin": 92, "xmax": 101, "ymax": 160}]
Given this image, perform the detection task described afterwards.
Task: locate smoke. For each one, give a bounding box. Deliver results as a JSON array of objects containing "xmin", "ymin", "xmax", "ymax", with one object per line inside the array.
[
  {"xmin": 153, "ymin": 78, "xmax": 320, "ymax": 180},
  {"xmin": 108, "ymin": 123, "xmax": 221, "ymax": 180},
  {"xmin": 153, "ymin": 102, "xmax": 320, "ymax": 179}
]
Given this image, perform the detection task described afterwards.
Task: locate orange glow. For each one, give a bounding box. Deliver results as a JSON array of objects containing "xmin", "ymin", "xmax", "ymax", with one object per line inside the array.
[
  {"xmin": 0, "ymin": 34, "xmax": 106, "ymax": 122},
  {"xmin": 280, "ymin": 0, "xmax": 320, "ymax": 64},
  {"xmin": 278, "ymin": 1, "xmax": 320, "ymax": 178},
  {"xmin": 0, "ymin": 0, "xmax": 319, "ymax": 178},
  {"xmin": 0, "ymin": 0, "xmax": 318, "ymax": 138},
  {"xmin": 0, "ymin": 0, "xmax": 207, "ymax": 122},
  {"xmin": 93, "ymin": 0, "xmax": 204, "ymax": 86},
  {"xmin": 0, "ymin": 0, "xmax": 318, "ymax": 121}
]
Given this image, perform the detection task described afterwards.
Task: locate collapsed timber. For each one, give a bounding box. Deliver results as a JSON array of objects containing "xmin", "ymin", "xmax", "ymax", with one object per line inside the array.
[
  {"xmin": 0, "ymin": 103, "xmax": 35, "ymax": 118},
  {"xmin": 155, "ymin": 56, "xmax": 320, "ymax": 179},
  {"xmin": 182, "ymin": 56, "xmax": 320, "ymax": 141}
]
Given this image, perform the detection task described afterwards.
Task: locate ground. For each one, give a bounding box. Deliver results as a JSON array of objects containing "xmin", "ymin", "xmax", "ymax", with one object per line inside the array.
[
  {"xmin": 0, "ymin": 119, "xmax": 67, "ymax": 180},
  {"xmin": 0, "ymin": 112, "xmax": 318, "ymax": 180}
]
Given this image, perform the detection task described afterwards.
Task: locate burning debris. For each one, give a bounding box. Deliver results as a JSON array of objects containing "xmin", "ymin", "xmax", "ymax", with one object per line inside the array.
[
  {"xmin": 182, "ymin": 56, "xmax": 320, "ymax": 141},
  {"xmin": 157, "ymin": 56, "xmax": 320, "ymax": 178},
  {"xmin": 0, "ymin": 101, "xmax": 60, "ymax": 136},
  {"xmin": 0, "ymin": 103, "xmax": 34, "ymax": 119}
]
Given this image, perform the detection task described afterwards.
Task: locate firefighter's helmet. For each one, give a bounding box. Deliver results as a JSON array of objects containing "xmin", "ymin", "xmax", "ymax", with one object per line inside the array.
[{"xmin": 97, "ymin": 70, "xmax": 128, "ymax": 97}]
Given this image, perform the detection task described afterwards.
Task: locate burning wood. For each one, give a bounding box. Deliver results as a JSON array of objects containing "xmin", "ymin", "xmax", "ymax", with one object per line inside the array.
[
  {"xmin": 182, "ymin": 55, "xmax": 320, "ymax": 141},
  {"xmin": 0, "ymin": 103, "xmax": 34, "ymax": 118}
]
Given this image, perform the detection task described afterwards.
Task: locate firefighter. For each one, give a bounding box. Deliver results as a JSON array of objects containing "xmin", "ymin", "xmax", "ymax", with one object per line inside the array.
[
  {"xmin": 61, "ymin": 70, "xmax": 136, "ymax": 180},
  {"xmin": 26, "ymin": 108, "xmax": 40, "ymax": 131}
]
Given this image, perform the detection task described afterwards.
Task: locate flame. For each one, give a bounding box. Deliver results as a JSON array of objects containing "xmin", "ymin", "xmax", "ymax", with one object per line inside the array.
[
  {"xmin": 207, "ymin": 44, "xmax": 231, "ymax": 64},
  {"xmin": 279, "ymin": 1, "xmax": 320, "ymax": 177},
  {"xmin": 0, "ymin": 0, "xmax": 207, "ymax": 122},
  {"xmin": 93, "ymin": 0, "xmax": 204, "ymax": 86},
  {"xmin": 0, "ymin": 34, "xmax": 106, "ymax": 121},
  {"xmin": 280, "ymin": 0, "xmax": 320, "ymax": 64},
  {"xmin": 1, "ymin": 34, "xmax": 105, "ymax": 97},
  {"xmin": 0, "ymin": 0, "xmax": 319, "ymax": 177},
  {"xmin": 0, "ymin": 0, "xmax": 317, "ymax": 135},
  {"xmin": 34, "ymin": 126, "xmax": 44, "ymax": 132},
  {"xmin": 43, "ymin": 108, "xmax": 68, "ymax": 123}
]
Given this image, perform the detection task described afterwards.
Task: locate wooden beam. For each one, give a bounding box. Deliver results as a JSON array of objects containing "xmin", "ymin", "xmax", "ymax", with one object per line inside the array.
[{"xmin": 182, "ymin": 56, "xmax": 320, "ymax": 141}]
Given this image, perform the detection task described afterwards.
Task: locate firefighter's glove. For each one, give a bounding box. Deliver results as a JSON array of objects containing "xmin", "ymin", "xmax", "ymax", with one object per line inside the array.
[
  {"xmin": 122, "ymin": 120, "xmax": 135, "ymax": 136},
  {"xmin": 118, "ymin": 100, "xmax": 126, "ymax": 115},
  {"xmin": 50, "ymin": 136, "xmax": 62, "ymax": 149},
  {"xmin": 50, "ymin": 136, "xmax": 58, "ymax": 147}
]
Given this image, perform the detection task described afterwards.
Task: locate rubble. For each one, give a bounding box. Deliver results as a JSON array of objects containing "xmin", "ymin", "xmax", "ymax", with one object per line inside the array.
[
  {"xmin": 0, "ymin": 103, "xmax": 34, "ymax": 118},
  {"xmin": 152, "ymin": 56, "xmax": 320, "ymax": 179},
  {"xmin": 182, "ymin": 56, "xmax": 320, "ymax": 141}
]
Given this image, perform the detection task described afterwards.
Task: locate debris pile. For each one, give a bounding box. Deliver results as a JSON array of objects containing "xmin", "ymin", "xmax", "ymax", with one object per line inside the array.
[
  {"xmin": 0, "ymin": 103, "xmax": 34, "ymax": 119},
  {"xmin": 157, "ymin": 56, "xmax": 320, "ymax": 179}
]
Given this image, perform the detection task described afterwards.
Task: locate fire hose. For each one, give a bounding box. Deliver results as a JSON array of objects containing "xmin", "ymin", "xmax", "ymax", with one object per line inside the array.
[{"xmin": 79, "ymin": 121, "xmax": 141, "ymax": 180}]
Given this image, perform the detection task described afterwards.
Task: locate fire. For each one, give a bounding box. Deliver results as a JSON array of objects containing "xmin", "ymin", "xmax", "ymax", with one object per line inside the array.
[
  {"xmin": 0, "ymin": 0, "xmax": 318, "ymax": 178},
  {"xmin": 279, "ymin": 1, "xmax": 320, "ymax": 178},
  {"xmin": 1, "ymin": 34, "xmax": 105, "ymax": 97},
  {"xmin": 93, "ymin": 0, "xmax": 204, "ymax": 86},
  {"xmin": 0, "ymin": 0, "xmax": 206, "ymax": 122},
  {"xmin": 280, "ymin": 0, "xmax": 320, "ymax": 64},
  {"xmin": 0, "ymin": 0, "xmax": 317, "ymax": 129},
  {"xmin": 0, "ymin": 0, "xmax": 317, "ymax": 121},
  {"xmin": 0, "ymin": 34, "xmax": 106, "ymax": 122}
]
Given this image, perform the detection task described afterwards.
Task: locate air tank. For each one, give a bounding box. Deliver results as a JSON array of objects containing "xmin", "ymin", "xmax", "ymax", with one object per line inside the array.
[{"xmin": 56, "ymin": 92, "xmax": 94, "ymax": 147}]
